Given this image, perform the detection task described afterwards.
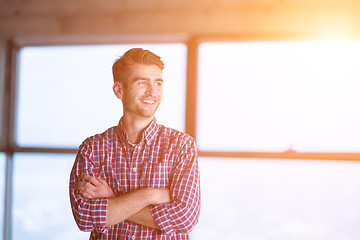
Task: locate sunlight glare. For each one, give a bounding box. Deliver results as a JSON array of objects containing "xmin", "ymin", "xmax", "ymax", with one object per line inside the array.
[{"xmin": 197, "ymin": 40, "xmax": 360, "ymax": 152}]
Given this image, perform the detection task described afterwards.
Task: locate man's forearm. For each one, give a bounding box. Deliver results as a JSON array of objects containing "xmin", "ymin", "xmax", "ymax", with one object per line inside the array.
[
  {"xmin": 105, "ymin": 188, "xmax": 169, "ymax": 227},
  {"xmin": 128, "ymin": 206, "xmax": 159, "ymax": 229}
]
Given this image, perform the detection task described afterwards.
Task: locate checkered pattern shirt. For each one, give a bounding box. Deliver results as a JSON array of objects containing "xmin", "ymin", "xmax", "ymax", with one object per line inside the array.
[{"xmin": 69, "ymin": 118, "xmax": 201, "ymax": 239}]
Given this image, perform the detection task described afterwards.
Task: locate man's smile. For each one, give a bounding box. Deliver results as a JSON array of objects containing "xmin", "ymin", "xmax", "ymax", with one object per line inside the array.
[{"xmin": 141, "ymin": 98, "xmax": 157, "ymax": 104}]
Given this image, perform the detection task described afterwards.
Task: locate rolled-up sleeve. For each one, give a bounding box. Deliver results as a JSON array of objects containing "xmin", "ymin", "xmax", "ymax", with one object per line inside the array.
[
  {"xmin": 150, "ymin": 139, "xmax": 201, "ymax": 235},
  {"xmin": 69, "ymin": 140, "xmax": 108, "ymax": 233}
]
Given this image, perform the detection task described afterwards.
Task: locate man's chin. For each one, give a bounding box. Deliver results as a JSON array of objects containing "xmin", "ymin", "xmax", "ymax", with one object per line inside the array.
[
  {"xmin": 140, "ymin": 106, "xmax": 159, "ymax": 117},
  {"xmin": 137, "ymin": 110, "xmax": 157, "ymax": 119}
]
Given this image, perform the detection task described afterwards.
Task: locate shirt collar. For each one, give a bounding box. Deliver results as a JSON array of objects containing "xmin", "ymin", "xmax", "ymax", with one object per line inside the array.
[{"xmin": 116, "ymin": 117, "xmax": 160, "ymax": 145}]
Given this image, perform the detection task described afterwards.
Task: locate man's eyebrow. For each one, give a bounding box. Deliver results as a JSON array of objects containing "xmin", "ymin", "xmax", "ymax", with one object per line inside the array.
[
  {"xmin": 133, "ymin": 77, "xmax": 163, "ymax": 82},
  {"xmin": 131, "ymin": 77, "xmax": 149, "ymax": 82}
]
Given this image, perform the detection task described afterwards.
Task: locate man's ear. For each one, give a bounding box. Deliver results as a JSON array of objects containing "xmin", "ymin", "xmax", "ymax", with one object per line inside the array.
[{"xmin": 113, "ymin": 82, "xmax": 123, "ymax": 100}]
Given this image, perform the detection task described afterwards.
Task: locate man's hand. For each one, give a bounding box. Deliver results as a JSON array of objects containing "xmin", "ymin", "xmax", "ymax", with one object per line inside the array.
[
  {"xmin": 74, "ymin": 174, "xmax": 116, "ymax": 199},
  {"xmin": 74, "ymin": 175, "xmax": 171, "ymax": 227}
]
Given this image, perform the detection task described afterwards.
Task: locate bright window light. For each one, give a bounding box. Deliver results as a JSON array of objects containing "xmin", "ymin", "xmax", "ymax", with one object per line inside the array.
[
  {"xmin": 16, "ymin": 44, "xmax": 187, "ymax": 148},
  {"xmin": 197, "ymin": 41, "xmax": 360, "ymax": 152},
  {"xmin": 12, "ymin": 153, "xmax": 88, "ymax": 240},
  {"xmin": 192, "ymin": 157, "xmax": 360, "ymax": 240}
]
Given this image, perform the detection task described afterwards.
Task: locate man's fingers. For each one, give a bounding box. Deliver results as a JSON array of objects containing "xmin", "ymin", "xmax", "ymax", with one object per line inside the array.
[
  {"xmin": 74, "ymin": 181, "xmax": 97, "ymax": 197},
  {"xmin": 81, "ymin": 174, "xmax": 100, "ymax": 186},
  {"xmin": 74, "ymin": 181, "xmax": 92, "ymax": 190},
  {"xmin": 75, "ymin": 175, "xmax": 115, "ymax": 199},
  {"xmin": 97, "ymin": 177, "xmax": 109, "ymax": 186},
  {"xmin": 79, "ymin": 190, "xmax": 94, "ymax": 199}
]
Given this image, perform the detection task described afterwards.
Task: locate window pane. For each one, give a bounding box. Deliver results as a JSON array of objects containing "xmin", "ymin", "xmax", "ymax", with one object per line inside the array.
[
  {"xmin": 17, "ymin": 44, "xmax": 186, "ymax": 148},
  {"xmin": 191, "ymin": 157, "xmax": 360, "ymax": 240},
  {"xmin": 197, "ymin": 41, "xmax": 360, "ymax": 152},
  {"xmin": 0, "ymin": 153, "xmax": 5, "ymax": 239},
  {"xmin": 12, "ymin": 153, "xmax": 88, "ymax": 240}
]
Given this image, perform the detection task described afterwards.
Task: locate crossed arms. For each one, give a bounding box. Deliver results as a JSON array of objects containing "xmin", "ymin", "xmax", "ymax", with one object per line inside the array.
[
  {"xmin": 69, "ymin": 137, "xmax": 201, "ymax": 235},
  {"xmin": 74, "ymin": 174, "xmax": 170, "ymax": 229}
]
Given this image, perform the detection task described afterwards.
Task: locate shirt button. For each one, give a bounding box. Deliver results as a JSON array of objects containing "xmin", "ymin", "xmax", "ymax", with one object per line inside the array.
[
  {"xmin": 132, "ymin": 168, "xmax": 136, "ymax": 172},
  {"xmin": 132, "ymin": 235, "xmax": 135, "ymax": 240}
]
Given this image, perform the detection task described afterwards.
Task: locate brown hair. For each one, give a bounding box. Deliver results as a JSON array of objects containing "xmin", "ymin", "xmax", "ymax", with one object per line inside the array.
[{"xmin": 112, "ymin": 48, "xmax": 164, "ymax": 84}]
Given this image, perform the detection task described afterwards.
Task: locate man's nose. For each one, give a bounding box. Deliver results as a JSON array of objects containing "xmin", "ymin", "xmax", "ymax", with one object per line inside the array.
[{"xmin": 145, "ymin": 83, "xmax": 155, "ymax": 94}]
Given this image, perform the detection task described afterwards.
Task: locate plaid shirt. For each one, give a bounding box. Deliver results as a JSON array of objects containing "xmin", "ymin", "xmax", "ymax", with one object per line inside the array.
[{"xmin": 69, "ymin": 118, "xmax": 201, "ymax": 240}]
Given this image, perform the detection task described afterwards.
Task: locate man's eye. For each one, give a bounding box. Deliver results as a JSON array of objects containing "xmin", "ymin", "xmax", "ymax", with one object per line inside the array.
[
  {"xmin": 155, "ymin": 82, "xmax": 163, "ymax": 87},
  {"xmin": 138, "ymin": 81, "xmax": 146, "ymax": 85}
]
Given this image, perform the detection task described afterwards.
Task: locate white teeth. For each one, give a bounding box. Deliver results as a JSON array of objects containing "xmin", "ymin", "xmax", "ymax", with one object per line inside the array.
[{"xmin": 143, "ymin": 99, "xmax": 155, "ymax": 104}]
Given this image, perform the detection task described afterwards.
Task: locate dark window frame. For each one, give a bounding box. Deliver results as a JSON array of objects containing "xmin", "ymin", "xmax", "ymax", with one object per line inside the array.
[{"xmin": 2, "ymin": 34, "xmax": 360, "ymax": 240}]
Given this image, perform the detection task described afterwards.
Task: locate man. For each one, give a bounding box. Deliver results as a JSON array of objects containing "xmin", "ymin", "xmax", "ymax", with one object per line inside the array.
[{"xmin": 69, "ymin": 48, "xmax": 201, "ymax": 239}]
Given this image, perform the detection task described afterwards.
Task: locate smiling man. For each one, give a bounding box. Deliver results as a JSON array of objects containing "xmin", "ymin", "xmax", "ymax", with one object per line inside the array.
[{"xmin": 69, "ymin": 48, "xmax": 201, "ymax": 240}]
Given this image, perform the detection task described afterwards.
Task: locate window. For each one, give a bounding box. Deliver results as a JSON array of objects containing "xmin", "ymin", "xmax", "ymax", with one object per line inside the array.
[
  {"xmin": 3, "ymin": 38, "xmax": 360, "ymax": 240},
  {"xmin": 12, "ymin": 153, "xmax": 87, "ymax": 240},
  {"xmin": 197, "ymin": 41, "xmax": 360, "ymax": 153},
  {"xmin": 191, "ymin": 40, "xmax": 360, "ymax": 239},
  {"xmin": 192, "ymin": 156, "xmax": 360, "ymax": 239},
  {"xmin": 17, "ymin": 44, "xmax": 187, "ymax": 148},
  {"xmin": 9, "ymin": 43, "xmax": 187, "ymax": 239}
]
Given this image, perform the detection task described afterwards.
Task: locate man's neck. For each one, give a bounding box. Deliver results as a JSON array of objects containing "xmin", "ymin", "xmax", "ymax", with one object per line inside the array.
[{"xmin": 122, "ymin": 115, "xmax": 155, "ymax": 144}]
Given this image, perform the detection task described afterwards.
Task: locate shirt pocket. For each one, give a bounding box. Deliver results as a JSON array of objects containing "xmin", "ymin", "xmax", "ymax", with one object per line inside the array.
[{"xmin": 140, "ymin": 153, "xmax": 171, "ymax": 188}]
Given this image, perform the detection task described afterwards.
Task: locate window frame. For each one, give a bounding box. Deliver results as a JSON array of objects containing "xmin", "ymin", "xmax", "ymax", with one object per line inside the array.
[
  {"xmin": 189, "ymin": 35, "xmax": 360, "ymax": 161},
  {"xmin": 2, "ymin": 33, "xmax": 360, "ymax": 240}
]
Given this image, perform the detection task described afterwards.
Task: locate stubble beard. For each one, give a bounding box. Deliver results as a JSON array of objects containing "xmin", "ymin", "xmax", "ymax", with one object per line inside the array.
[
  {"xmin": 124, "ymin": 99, "xmax": 161, "ymax": 119},
  {"xmin": 136, "ymin": 102, "xmax": 160, "ymax": 118}
]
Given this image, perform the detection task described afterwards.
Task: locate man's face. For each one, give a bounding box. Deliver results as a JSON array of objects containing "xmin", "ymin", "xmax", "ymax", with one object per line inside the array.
[{"xmin": 120, "ymin": 63, "xmax": 163, "ymax": 119}]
